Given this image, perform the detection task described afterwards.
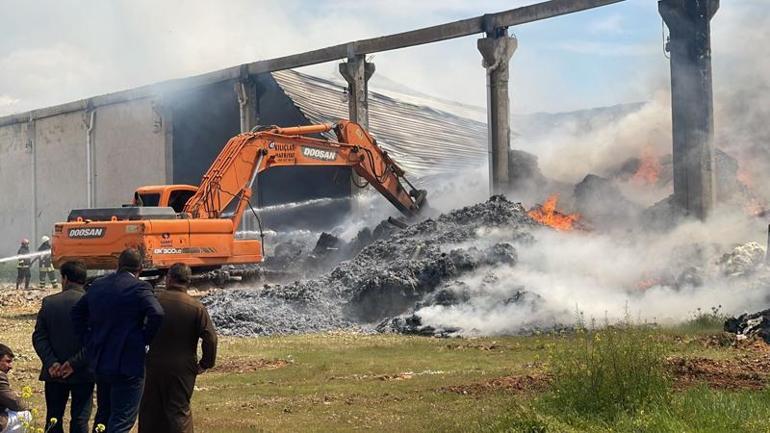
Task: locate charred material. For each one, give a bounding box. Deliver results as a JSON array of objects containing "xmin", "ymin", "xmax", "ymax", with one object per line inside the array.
[
  {"xmin": 725, "ymin": 309, "xmax": 770, "ymax": 343},
  {"xmin": 202, "ymin": 196, "xmax": 535, "ymax": 336}
]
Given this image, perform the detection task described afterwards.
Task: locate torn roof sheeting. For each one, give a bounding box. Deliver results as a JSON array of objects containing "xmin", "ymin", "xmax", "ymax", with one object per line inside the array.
[{"xmin": 272, "ymin": 70, "xmax": 488, "ymax": 178}]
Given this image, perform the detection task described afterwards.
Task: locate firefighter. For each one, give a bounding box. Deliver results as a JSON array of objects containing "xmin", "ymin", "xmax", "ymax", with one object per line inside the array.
[
  {"xmin": 15, "ymin": 239, "xmax": 31, "ymax": 290},
  {"xmin": 36, "ymin": 236, "xmax": 58, "ymax": 289}
]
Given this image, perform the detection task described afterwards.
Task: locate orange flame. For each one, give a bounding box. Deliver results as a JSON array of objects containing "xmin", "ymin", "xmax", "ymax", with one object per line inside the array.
[
  {"xmin": 527, "ymin": 194, "xmax": 581, "ymax": 231},
  {"xmin": 737, "ymin": 162, "xmax": 766, "ymax": 216},
  {"xmin": 636, "ymin": 278, "xmax": 660, "ymax": 291},
  {"xmin": 631, "ymin": 150, "xmax": 661, "ymax": 185},
  {"xmin": 737, "ymin": 163, "xmax": 753, "ymax": 188}
]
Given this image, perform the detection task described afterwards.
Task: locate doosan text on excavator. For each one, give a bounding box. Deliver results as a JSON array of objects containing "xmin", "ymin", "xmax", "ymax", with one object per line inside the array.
[{"xmin": 51, "ymin": 120, "xmax": 427, "ymax": 277}]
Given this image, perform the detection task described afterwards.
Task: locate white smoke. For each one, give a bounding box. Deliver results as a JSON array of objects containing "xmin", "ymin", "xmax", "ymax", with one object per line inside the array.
[
  {"xmin": 410, "ymin": 2, "xmax": 770, "ymax": 335},
  {"xmin": 524, "ymin": 92, "xmax": 672, "ymax": 188},
  {"xmin": 417, "ymin": 209, "xmax": 768, "ymax": 335}
]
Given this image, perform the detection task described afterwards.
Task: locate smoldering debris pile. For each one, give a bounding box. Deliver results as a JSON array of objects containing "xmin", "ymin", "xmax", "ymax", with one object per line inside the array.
[
  {"xmin": 724, "ymin": 309, "xmax": 770, "ymax": 342},
  {"xmin": 202, "ymin": 196, "xmax": 537, "ymax": 336}
]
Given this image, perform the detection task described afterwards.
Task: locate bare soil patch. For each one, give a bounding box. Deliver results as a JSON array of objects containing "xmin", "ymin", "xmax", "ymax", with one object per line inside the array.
[
  {"xmin": 667, "ymin": 354, "xmax": 770, "ymax": 390},
  {"xmin": 442, "ymin": 374, "xmax": 551, "ymax": 396},
  {"xmin": 210, "ymin": 357, "xmax": 290, "ymax": 373}
]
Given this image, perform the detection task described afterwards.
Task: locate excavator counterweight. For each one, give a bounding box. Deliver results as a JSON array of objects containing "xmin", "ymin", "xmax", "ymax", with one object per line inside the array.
[{"xmin": 52, "ymin": 120, "xmax": 426, "ymax": 273}]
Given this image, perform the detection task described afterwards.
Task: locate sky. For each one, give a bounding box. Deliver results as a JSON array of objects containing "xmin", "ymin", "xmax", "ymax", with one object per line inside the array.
[{"xmin": 0, "ymin": 0, "xmax": 741, "ymax": 116}]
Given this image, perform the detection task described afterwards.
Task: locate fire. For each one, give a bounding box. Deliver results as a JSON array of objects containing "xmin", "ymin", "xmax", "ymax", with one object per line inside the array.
[
  {"xmin": 631, "ymin": 149, "xmax": 661, "ymax": 185},
  {"xmin": 527, "ymin": 194, "xmax": 581, "ymax": 231},
  {"xmin": 737, "ymin": 162, "xmax": 767, "ymax": 216},
  {"xmin": 737, "ymin": 163, "xmax": 753, "ymax": 188},
  {"xmin": 636, "ymin": 278, "xmax": 661, "ymax": 291},
  {"xmin": 744, "ymin": 196, "xmax": 765, "ymax": 217}
]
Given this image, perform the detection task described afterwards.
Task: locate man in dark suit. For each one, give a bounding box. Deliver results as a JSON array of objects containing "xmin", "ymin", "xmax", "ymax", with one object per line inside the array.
[
  {"xmin": 71, "ymin": 248, "xmax": 164, "ymax": 433},
  {"xmin": 32, "ymin": 260, "xmax": 94, "ymax": 433},
  {"xmin": 139, "ymin": 263, "xmax": 217, "ymax": 433}
]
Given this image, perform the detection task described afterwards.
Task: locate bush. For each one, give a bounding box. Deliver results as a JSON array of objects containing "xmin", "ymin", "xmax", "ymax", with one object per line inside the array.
[
  {"xmin": 680, "ymin": 306, "xmax": 727, "ymax": 333},
  {"xmin": 545, "ymin": 324, "xmax": 671, "ymax": 421}
]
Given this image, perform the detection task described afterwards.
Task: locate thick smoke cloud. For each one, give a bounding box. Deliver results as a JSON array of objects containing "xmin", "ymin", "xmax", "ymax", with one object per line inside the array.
[
  {"xmin": 409, "ymin": 2, "xmax": 770, "ymax": 334},
  {"xmin": 417, "ymin": 211, "xmax": 767, "ymax": 335}
]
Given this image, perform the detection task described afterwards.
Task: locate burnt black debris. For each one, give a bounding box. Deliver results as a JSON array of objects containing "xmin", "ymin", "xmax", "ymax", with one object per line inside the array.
[
  {"xmin": 725, "ymin": 309, "xmax": 770, "ymax": 343},
  {"xmin": 202, "ymin": 195, "xmax": 536, "ymax": 336}
]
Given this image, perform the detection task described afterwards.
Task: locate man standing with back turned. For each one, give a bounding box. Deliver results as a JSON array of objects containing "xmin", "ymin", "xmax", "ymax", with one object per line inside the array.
[
  {"xmin": 72, "ymin": 248, "xmax": 164, "ymax": 433},
  {"xmin": 139, "ymin": 263, "xmax": 217, "ymax": 433},
  {"xmin": 32, "ymin": 260, "xmax": 94, "ymax": 433}
]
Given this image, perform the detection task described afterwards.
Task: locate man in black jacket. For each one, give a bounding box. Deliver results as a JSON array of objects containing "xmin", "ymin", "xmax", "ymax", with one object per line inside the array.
[
  {"xmin": 71, "ymin": 248, "xmax": 164, "ymax": 433},
  {"xmin": 32, "ymin": 260, "xmax": 94, "ymax": 433}
]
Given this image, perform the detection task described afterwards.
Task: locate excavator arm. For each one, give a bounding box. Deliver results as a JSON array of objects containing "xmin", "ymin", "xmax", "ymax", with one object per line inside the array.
[{"xmin": 183, "ymin": 120, "xmax": 426, "ymax": 229}]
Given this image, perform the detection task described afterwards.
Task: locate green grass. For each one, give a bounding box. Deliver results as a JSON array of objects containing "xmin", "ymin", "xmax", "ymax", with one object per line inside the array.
[
  {"xmin": 676, "ymin": 306, "xmax": 729, "ymax": 334},
  {"xmin": 473, "ymin": 388, "xmax": 770, "ymax": 433},
  {"xmin": 545, "ymin": 326, "xmax": 671, "ymax": 420},
  {"xmin": 0, "ymin": 306, "xmax": 768, "ymax": 433}
]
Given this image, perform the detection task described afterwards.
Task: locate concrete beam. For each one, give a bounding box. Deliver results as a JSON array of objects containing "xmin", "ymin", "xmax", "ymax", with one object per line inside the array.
[
  {"xmin": 478, "ymin": 33, "xmax": 517, "ymax": 196},
  {"xmin": 660, "ymin": 0, "xmax": 719, "ymax": 219},
  {"xmin": 247, "ymin": 0, "xmax": 624, "ymax": 74},
  {"xmin": 0, "ymin": 0, "xmax": 624, "ymax": 128}
]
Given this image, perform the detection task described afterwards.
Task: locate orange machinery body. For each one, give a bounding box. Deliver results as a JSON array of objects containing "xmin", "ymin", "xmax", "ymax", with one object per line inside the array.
[
  {"xmin": 53, "ymin": 217, "xmax": 262, "ymax": 271},
  {"xmin": 52, "ymin": 121, "xmax": 425, "ymax": 272}
]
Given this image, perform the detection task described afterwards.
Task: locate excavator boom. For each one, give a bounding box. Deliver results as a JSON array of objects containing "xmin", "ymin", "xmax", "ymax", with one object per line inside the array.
[{"xmin": 184, "ymin": 120, "xmax": 426, "ymax": 228}]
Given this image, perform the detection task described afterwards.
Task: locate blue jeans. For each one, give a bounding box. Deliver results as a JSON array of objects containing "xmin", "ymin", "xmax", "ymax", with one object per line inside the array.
[{"xmin": 95, "ymin": 375, "xmax": 144, "ymax": 433}]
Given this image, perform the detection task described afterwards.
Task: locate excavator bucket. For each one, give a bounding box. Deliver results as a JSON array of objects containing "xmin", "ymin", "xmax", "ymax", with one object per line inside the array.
[{"xmin": 411, "ymin": 189, "xmax": 428, "ymax": 212}]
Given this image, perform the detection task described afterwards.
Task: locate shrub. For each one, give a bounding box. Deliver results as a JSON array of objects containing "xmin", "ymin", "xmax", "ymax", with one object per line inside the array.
[
  {"xmin": 680, "ymin": 306, "xmax": 727, "ymax": 333},
  {"xmin": 545, "ymin": 324, "xmax": 671, "ymax": 420}
]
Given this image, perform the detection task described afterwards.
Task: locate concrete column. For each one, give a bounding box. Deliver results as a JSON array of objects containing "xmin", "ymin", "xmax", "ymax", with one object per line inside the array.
[
  {"xmin": 82, "ymin": 108, "xmax": 96, "ymax": 208},
  {"xmin": 152, "ymin": 99, "xmax": 174, "ymax": 184},
  {"xmin": 339, "ymin": 55, "xmax": 375, "ymax": 193},
  {"xmin": 234, "ymin": 78, "xmax": 260, "ymax": 232},
  {"xmin": 28, "ymin": 113, "xmax": 38, "ymax": 246},
  {"xmin": 235, "ymin": 79, "xmax": 259, "ymax": 133},
  {"xmin": 659, "ymin": 0, "xmax": 719, "ymax": 220},
  {"xmin": 478, "ymin": 31, "xmax": 517, "ymax": 196},
  {"xmin": 339, "ymin": 55, "xmax": 375, "ymax": 129}
]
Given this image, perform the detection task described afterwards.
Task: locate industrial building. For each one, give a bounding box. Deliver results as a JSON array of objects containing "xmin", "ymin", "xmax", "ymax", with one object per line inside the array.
[{"xmin": 0, "ymin": 67, "xmax": 487, "ymax": 255}]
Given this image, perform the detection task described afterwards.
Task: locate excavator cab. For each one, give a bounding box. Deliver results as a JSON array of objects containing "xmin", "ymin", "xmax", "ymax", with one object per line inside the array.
[{"xmin": 133, "ymin": 185, "xmax": 198, "ymax": 212}]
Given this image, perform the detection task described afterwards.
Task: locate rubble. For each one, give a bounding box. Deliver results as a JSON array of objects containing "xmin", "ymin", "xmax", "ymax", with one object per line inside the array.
[
  {"xmin": 203, "ymin": 196, "xmax": 537, "ymax": 336},
  {"xmin": 573, "ymin": 174, "xmax": 642, "ymax": 229}
]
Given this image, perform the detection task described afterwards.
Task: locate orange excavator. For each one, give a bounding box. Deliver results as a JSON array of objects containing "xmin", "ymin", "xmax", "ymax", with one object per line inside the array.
[{"xmin": 52, "ymin": 120, "xmax": 426, "ymax": 275}]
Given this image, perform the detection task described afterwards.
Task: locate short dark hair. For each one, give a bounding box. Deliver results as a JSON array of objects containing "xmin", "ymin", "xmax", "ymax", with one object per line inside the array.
[
  {"xmin": 118, "ymin": 248, "xmax": 143, "ymax": 273},
  {"xmin": 167, "ymin": 263, "xmax": 192, "ymax": 286},
  {"xmin": 0, "ymin": 344, "xmax": 14, "ymax": 360},
  {"xmin": 60, "ymin": 260, "xmax": 87, "ymax": 285}
]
